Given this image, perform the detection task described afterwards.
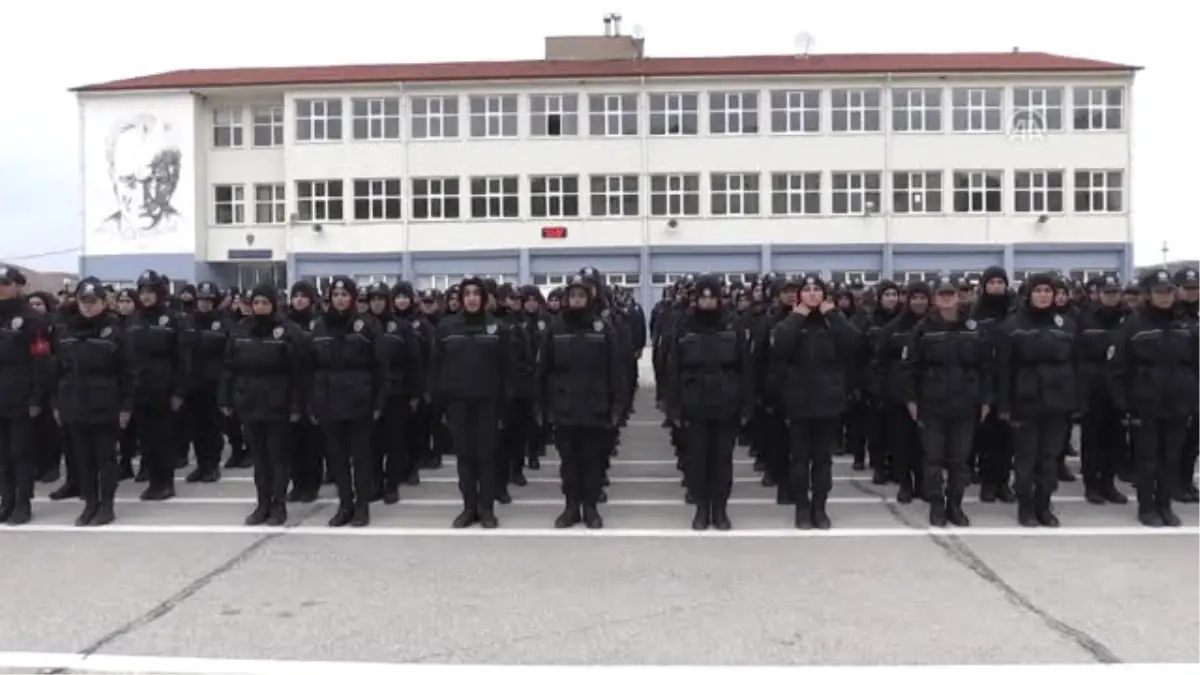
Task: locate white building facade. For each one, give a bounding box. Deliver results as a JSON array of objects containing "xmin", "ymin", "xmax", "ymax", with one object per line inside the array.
[{"xmin": 75, "ymin": 45, "xmax": 1136, "ymax": 303}]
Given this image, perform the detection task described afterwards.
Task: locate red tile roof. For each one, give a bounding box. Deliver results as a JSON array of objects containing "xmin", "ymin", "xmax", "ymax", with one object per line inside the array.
[{"xmin": 72, "ymin": 52, "xmax": 1137, "ymax": 93}]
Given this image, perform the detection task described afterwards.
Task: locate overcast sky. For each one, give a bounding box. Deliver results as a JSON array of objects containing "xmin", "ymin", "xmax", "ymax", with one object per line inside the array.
[{"xmin": 2, "ymin": 0, "xmax": 1192, "ymax": 272}]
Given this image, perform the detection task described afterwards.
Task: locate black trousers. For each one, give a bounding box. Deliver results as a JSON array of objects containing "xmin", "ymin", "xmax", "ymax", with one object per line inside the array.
[
  {"xmin": 844, "ymin": 399, "xmax": 868, "ymax": 462},
  {"xmin": 919, "ymin": 414, "xmax": 975, "ymax": 501},
  {"xmin": 499, "ymin": 398, "xmax": 533, "ymax": 487},
  {"xmin": 322, "ymin": 419, "xmax": 373, "ymax": 506},
  {"xmin": 1182, "ymin": 417, "xmax": 1198, "ymax": 491},
  {"xmin": 374, "ymin": 395, "xmax": 410, "ymax": 490},
  {"xmin": 864, "ymin": 400, "xmax": 888, "ymax": 472},
  {"xmin": 35, "ymin": 407, "xmax": 62, "ymax": 478},
  {"xmin": 67, "ymin": 422, "xmax": 119, "ymax": 507},
  {"xmin": 1012, "ymin": 415, "xmax": 1069, "ymax": 501},
  {"xmin": 225, "ymin": 413, "xmax": 245, "ymax": 456},
  {"xmin": 119, "ymin": 419, "xmax": 137, "ymax": 473},
  {"xmin": 186, "ymin": 386, "xmax": 223, "ymax": 472},
  {"xmin": 290, "ymin": 418, "xmax": 323, "ymax": 494},
  {"xmin": 245, "ymin": 420, "xmax": 291, "ymax": 506},
  {"xmin": 447, "ymin": 400, "xmax": 500, "ymax": 512},
  {"xmin": 683, "ymin": 418, "xmax": 737, "ymax": 506},
  {"xmin": 134, "ymin": 400, "xmax": 175, "ymax": 490},
  {"xmin": 1131, "ymin": 417, "xmax": 1186, "ymax": 508},
  {"xmin": 884, "ymin": 404, "xmax": 922, "ymax": 487},
  {"xmin": 764, "ymin": 409, "xmax": 790, "ymax": 497},
  {"xmin": 0, "ymin": 415, "xmax": 34, "ymax": 506},
  {"xmin": 556, "ymin": 425, "xmax": 607, "ymax": 506},
  {"xmin": 977, "ymin": 412, "xmax": 1014, "ymax": 487},
  {"xmin": 1080, "ymin": 396, "xmax": 1123, "ymax": 487},
  {"xmin": 787, "ymin": 416, "xmax": 839, "ymax": 505}
]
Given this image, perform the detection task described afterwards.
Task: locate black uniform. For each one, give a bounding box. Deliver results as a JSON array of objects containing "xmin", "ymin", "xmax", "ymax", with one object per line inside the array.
[
  {"xmin": 665, "ymin": 278, "xmax": 754, "ymax": 531},
  {"xmin": 537, "ymin": 281, "xmax": 628, "ymax": 529},
  {"xmin": 873, "ymin": 287, "xmax": 930, "ymax": 503},
  {"xmin": 1073, "ymin": 279, "xmax": 1129, "ymax": 504},
  {"xmin": 970, "ymin": 268, "xmax": 1017, "ymax": 504},
  {"xmin": 370, "ymin": 288, "xmax": 425, "ymax": 503},
  {"xmin": 186, "ymin": 283, "xmax": 231, "ymax": 482},
  {"xmin": 0, "ymin": 268, "xmax": 50, "ymax": 525},
  {"xmin": 286, "ymin": 282, "xmax": 323, "ymax": 501},
  {"xmin": 220, "ymin": 289, "xmax": 307, "ymax": 527},
  {"xmin": 50, "ymin": 281, "xmax": 133, "ymax": 527}
]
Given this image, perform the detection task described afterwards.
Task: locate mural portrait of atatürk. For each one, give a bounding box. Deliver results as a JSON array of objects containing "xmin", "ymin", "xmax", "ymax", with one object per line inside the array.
[{"xmin": 98, "ymin": 114, "xmax": 183, "ymax": 241}]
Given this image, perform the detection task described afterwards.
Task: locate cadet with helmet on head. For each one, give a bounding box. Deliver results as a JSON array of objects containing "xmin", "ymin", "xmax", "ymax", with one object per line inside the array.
[
  {"xmin": 0, "ymin": 265, "xmax": 51, "ymax": 525},
  {"xmin": 365, "ymin": 281, "xmax": 424, "ymax": 504},
  {"xmin": 184, "ymin": 281, "xmax": 231, "ymax": 483},
  {"xmin": 49, "ymin": 278, "xmax": 133, "ymax": 526},
  {"xmin": 1172, "ymin": 267, "xmax": 1199, "ymax": 503},
  {"xmin": 1074, "ymin": 274, "xmax": 1129, "ymax": 506}
]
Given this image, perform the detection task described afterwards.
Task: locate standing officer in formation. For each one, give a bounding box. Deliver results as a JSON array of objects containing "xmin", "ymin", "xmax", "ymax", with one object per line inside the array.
[{"xmin": 9, "ymin": 263, "xmax": 1197, "ymax": 532}]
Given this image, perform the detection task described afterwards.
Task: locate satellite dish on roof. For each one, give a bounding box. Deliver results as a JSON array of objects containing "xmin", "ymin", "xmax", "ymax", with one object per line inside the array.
[
  {"xmin": 632, "ymin": 24, "xmax": 644, "ymax": 39},
  {"xmin": 794, "ymin": 31, "xmax": 815, "ymax": 58}
]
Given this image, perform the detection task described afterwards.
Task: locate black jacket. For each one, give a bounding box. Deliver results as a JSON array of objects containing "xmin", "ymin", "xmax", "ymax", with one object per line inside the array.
[
  {"xmin": 219, "ymin": 315, "xmax": 308, "ymax": 423},
  {"xmin": 536, "ymin": 309, "xmax": 627, "ymax": 428},
  {"xmin": 50, "ymin": 310, "xmax": 133, "ymax": 425}
]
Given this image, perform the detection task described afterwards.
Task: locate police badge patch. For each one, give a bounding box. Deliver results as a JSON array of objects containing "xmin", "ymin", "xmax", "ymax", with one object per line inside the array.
[
  {"xmin": 309, "ymin": 319, "xmax": 317, "ymax": 330},
  {"xmin": 273, "ymin": 326, "xmax": 285, "ymax": 339},
  {"xmin": 965, "ymin": 319, "xmax": 977, "ymax": 330},
  {"xmin": 901, "ymin": 345, "xmax": 908, "ymax": 360},
  {"xmin": 1053, "ymin": 314, "xmax": 1064, "ymax": 327},
  {"xmin": 537, "ymin": 320, "xmax": 546, "ymax": 331},
  {"xmin": 1106, "ymin": 345, "xmax": 1115, "ymax": 360},
  {"xmin": 387, "ymin": 321, "xmax": 397, "ymax": 333},
  {"xmin": 353, "ymin": 319, "xmax": 364, "ymax": 332},
  {"xmin": 211, "ymin": 321, "xmax": 221, "ymax": 331},
  {"xmin": 10, "ymin": 317, "xmax": 22, "ymax": 330},
  {"xmin": 411, "ymin": 320, "xmax": 420, "ymax": 330},
  {"xmin": 100, "ymin": 326, "xmax": 113, "ymax": 338},
  {"xmin": 486, "ymin": 323, "xmax": 497, "ymax": 335},
  {"xmin": 158, "ymin": 315, "xmax": 169, "ymax": 327},
  {"xmin": 593, "ymin": 320, "xmax": 604, "ymax": 332}
]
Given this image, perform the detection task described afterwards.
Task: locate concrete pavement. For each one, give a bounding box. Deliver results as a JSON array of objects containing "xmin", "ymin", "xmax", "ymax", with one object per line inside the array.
[{"xmin": 0, "ymin": 388, "xmax": 1196, "ymax": 672}]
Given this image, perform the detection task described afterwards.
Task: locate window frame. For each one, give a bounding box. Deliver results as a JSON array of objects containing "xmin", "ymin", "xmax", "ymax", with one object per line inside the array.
[
  {"xmin": 588, "ymin": 93, "xmax": 639, "ymax": 137},
  {"xmin": 951, "ymin": 170, "xmax": 1004, "ymax": 214},
  {"xmin": 212, "ymin": 107, "xmax": 244, "ymax": 148},
  {"xmin": 410, "ymin": 177, "xmax": 461, "ymax": 220},
  {"xmin": 251, "ymin": 105, "xmax": 284, "ymax": 147},
  {"xmin": 529, "ymin": 94, "xmax": 579, "ymax": 137},
  {"xmin": 588, "ymin": 174, "xmax": 640, "ymax": 218},
  {"xmin": 294, "ymin": 179, "xmax": 345, "ymax": 222},
  {"xmin": 351, "ymin": 97, "xmax": 402, "ymax": 141},
  {"xmin": 530, "ymin": 175, "xmax": 581, "ymax": 218},
  {"xmin": 351, "ymin": 178, "xmax": 402, "ymax": 221},
  {"xmin": 892, "ymin": 170, "xmax": 943, "ymax": 214},
  {"xmin": 294, "ymin": 98, "xmax": 344, "ymax": 143},
  {"xmin": 410, "ymin": 96, "xmax": 460, "ymax": 140},
  {"xmin": 891, "ymin": 88, "xmax": 942, "ymax": 133},
  {"xmin": 213, "ymin": 184, "xmax": 246, "ymax": 225},
  {"xmin": 1072, "ymin": 87, "xmax": 1124, "ymax": 131},
  {"xmin": 831, "ymin": 171, "xmax": 882, "ymax": 215},
  {"xmin": 253, "ymin": 183, "xmax": 287, "ymax": 225},
  {"xmin": 768, "ymin": 89, "xmax": 820, "ymax": 134},
  {"xmin": 468, "ymin": 94, "xmax": 519, "ymax": 139},
  {"xmin": 951, "ymin": 87, "xmax": 1004, "ymax": 133},
  {"xmin": 1013, "ymin": 170, "xmax": 1065, "ymax": 213},
  {"xmin": 649, "ymin": 173, "xmax": 701, "ymax": 217},
  {"xmin": 648, "ymin": 92, "xmax": 699, "ymax": 136},
  {"xmin": 709, "ymin": 91, "xmax": 760, "ymax": 135},
  {"xmin": 769, "ymin": 172, "xmax": 821, "ymax": 216},
  {"xmin": 830, "ymin": 88, "xmax": 882, "ymax": 133},
  {"xmin": 469, "ymin": 176, "xmax": 520, "ymax": 219},
  {"xmin": 710, "ymin": 172, "xmax": 761, "ymax": 216},
  {"xmin": 1012, "ymin": 87, "xmax": 1064, "ymax": 133},
  {"xmin": 1073, "ymin": 170, "xmax": 1124, "ymax": 213}
]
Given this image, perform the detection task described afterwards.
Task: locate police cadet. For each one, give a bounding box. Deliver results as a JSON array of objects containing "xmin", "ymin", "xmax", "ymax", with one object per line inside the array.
[
  {"xmin": 664, "ymin": 274, "xmax": 753, "ymax": 531},
  {"xmin": 367, "ymin": 281, "xmax": 424, "ymax": 504},
  {"xmin": 0, "ymin": 265, "xmax": 50, "ymax": 525},
  {"xmin": 901, "ymin": 276, "xmax": 991, "ymax": 527},
  {"xmin": 994, "ymin": 272, "xmax": 1079, "ymax": 527},
  {"xmin": 127, "ymin": 270, "xmax": 191, "ymax": 502},
  {"xmin": 310, "ymin": 276, "xmax": 387, "ymax": 527},
  {"xmin": 769, "ymin": 275, "xmax": 859, "ymax": 530},
  {"xmin": 1074, "ymin": 274, "xmax": 1129, "ymax": 505},
  {"xmin": 184, "ymin": 281, "xmax": 230, "ymax": 483},
  {"xmin": 536, "ymin": 273, "xmax": 627, "ymax": 529},
  {"xmin": 970, "ymin": 267, "xmax": 1017, "ymax": 504},
  {"xmin": 430, "ymin": 277, "xmax": 519, "ymax": 529},
  {"xmin": 856, "ymin": 279, "xmax": 901, "ymax": 484},
  {"xmin": 1107, "ymin": 268, "xmax": 1197, "ymax": 527},
  {"xmin": 220, "ymin": 283, "xmax": 307, "ymax": 527},
  {"xmin": 286, "ymin": 281, "xmax": 323, "ymax": 503},
  {"xmin": 874, "ymin": 281, "xmax": 931, "ymax": 503},
  {"xmin": 494, "ymin": 283, "xmax": 536, "ymax": 497},
  {"xmin": 1172, "ymin": 267, "xmax": 1199, "ymax": 503},
  {"xmin": 50, "ymin": 279, "xmax": 133, "ymax": 527}
]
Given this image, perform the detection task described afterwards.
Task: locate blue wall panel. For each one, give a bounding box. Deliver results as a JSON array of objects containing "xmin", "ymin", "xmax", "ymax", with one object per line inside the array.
[
  {"xmin": 893, "ymin": 249, "xmax": 1003, "ymax": 271},
  {"xmin": 293, "ymin": 254, "xmax": 403, "ymax": 277},
  {"xmin": 81, "ymin": 254, "xmax": 199, "ymax": 285},
  {"xmin": 1014, "ymin": 249, "xmax": 1123, "ymax": 271},
  {"xmin": 529, "ymin": 253, "xmax": 640, "ymax": 275},
  {"xmin": 410, "ymin": 255, "xmax": 519, "ymax": 276},
  {"xmin": 650, "ymin": 250, "xmax": 760, "ymax": 273},
  {"xmin": 772, "ymin": 250, "xmax": 883, "ymax": 274}
]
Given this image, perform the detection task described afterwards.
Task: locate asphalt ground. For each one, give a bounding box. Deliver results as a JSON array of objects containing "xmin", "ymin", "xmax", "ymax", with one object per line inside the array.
[{"xmin": 0, "ymin": 370, "xmax": 1196, "ymax": 672}]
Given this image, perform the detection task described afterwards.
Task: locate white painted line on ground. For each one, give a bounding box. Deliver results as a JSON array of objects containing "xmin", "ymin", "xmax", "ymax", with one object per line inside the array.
[
  {"xmin": 30, "ymin": 495, "xmax": 1155, "ymax": 507},
  {"xmin": 0, "ymin": 652, "xmax": 1189, "ymax": 675},
  {"xmin": 1, "ymin": 523, "xmax": 1195, "ymax": 539}
]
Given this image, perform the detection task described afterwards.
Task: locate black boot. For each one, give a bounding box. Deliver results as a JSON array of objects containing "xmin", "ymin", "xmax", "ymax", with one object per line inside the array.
[
  {"xmin": 1100, "ymin": 481, "xmax": 1128, "ymax": 505},
  {"xmin": 528, "ymin": 456, "xmax": 540, "ymax": 470},
  {"xmin": 49, "ymin": 483, "xmax": 80, "ymax": 501},
  {"xmin": 945, "ymin": 495, "xmax": 970, "ymax": 527},
  {"xmin": 996, "ymin": 483, "xmax": 1017, "ymax": 503},
  {"xmin": 266, "ymin": 502, "xmax": 288, "ymax": 527},
  {"xmin": 810, "ymin": 495, "xmax": 831, "ymax": 530},
  {"xmin": 794, "ymin": 502, "xmax": 812, "ymax": 530},
  {"xmin": 75, "ymin": 503, "xmax": 99, "ymax": 527},
  {"xmin": 452, "ymin": 508, "xmax": 479, "ymax": 528},
  {"xmin": 1057, "ymin": 461, "xmax": 1076, "ymax": 482},
  {"xmin": 134, "ymin": 464, "xmax": 149, "ymax": 483},
  {"xmin": 979, "ymin": 483, "xmax": 998, "ymax": 503},
  {"xmin": 245, "ymin": 502, "xmax": 271, "ymax": 526},
  {"xmin": 38, "ymin": 467, "xmax": 60, "ymax": 484},
  {"xmin": 6, "ymin": 501, "xmax": 31, "ymax": 526},
  {"xmin": 138, "ymin": 485, "xmax": 175, "ymax": 502},
  {"xmin": 91, "ymin": 502, "xmax": 115, "ymax": 527},
  {"xmin": 185, "ymin": 467, "xmax": 205, "ymax": 483},
  {"xmin": 382, "ymin": 486, "xmax": 400, "ymax": 505},
  {"xmin": 871, "ymin": 467, "xmax": 889, "ymax": 485},
  {"xmin": 1159, "ymin": 505, "xmax": 1182, "ymax": 527},
  {"xmin": 1035, "ymin": 494, "xmax": 1059, "ymax": 528},
  {"xmin": 478, "ymin": 508, "xmax": 499, "ymax": 529},
  {"xmin": 0, "ymin": 499, "xmax": 11, "ymax": 524},
  {"xmin": 691, "ymin": 504, "xmax": 711, "ymax": 531},
  {"xmin": 554, "ymin": 501, "xmax": 581, "ymax": 529},
  {"xmin": 510, "ymin": 470, "xmax": 527, "ymax": 487},
  {"xmin": 350, "ymin": 501, "xmax": 370, "ymax": 527},
  {"xmin": 928, "ymin": 497, "xmax": 947, "ymax": 527},
  {"xmin": 711, "ymin": 503, "xmax": 732, "ymax": 531},
  {"xmin": 1018, "ymin": 497, "xmax": 1038, "ymax": 527},
  {"xmin": 896, "ymin": 478, "xmax": 914, "ymax": 504},
  {"xmin": 328, "ymin": 502, "xmax": 354, "ymax": 527},
  {"xmin": 404, "ymin": 471, "xmax": 420, "ymax": 487},
  {"xmin": 1137, "ymin": 505, "xmax": 1163, "ymax": 527},
  {"xmin": 1084, "ymin": 482, "xmax": 1107, "ymax": 505},
  {"xmin": 496, "ymin": 490, "xmax": 512, "ymax": 505},
  {"xmin": 582, "ymin": 503, "xmax": 603, "ymax": 529}
]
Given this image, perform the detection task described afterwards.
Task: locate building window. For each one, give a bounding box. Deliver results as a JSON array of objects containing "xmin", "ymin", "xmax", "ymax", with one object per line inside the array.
[
  {"xmin": 1073, "ymin": 87, "xmax": 1124, "ymax": 131},
  {"xmin": 411, "ymin": 96, "xmax": 460, "ymax": 139},
  {"xmin": 831, "ymin": 172, "xmax": 882, "ymax": 215},
  {"xmin": 709, "ymin": 91, "xmax": 759, "ymax": 134},
  {"xmin": 833, "ymin": 270, "xmax": 883, "ymax": 286},
  {"xmin": 213, "ymin": 184, "xmax": 245, "ymax": 224},
  {"xmin": 212, "ymin": 107, "xmax": 244, "ymax": 148},
  {"xmin": 253, "ymin": 183, "xmax": 286, "ymax": 224},
  {"xmin": 468, "ymin": 94, "xmax": 518, "ymax": 138},
  {"xmin": 604, "ymin": 273, "xmax": 640, "ymax": 286},
  {"xmin": 770, "ymin": 172, "xmax": 821, "ymax": 215},
  {"xmin": 530, "ymin": 176, "xmax": 580, "ymax": 218},
  {"xmin": 651, "ymin": 273, "xmax": 688, "ymax": 286},
  {"xmin": 588, "ymin": 93, "xmax": 638, "ymax": 136},
  {"xmin": 892, "ymin": 171, "xmax": 943, "ymax": 214},
  {"xmin": 352, "ymin": 179, "xmax": 402, "ymax": 221},
  {"xmin": 648, "ymin": 93, "xmax": 699, "ymax": 136},
  {"xmin": 952, "ymin": 171, "xmax": 1003, "ymax": 213},
  {"xmin": 1014, "ymin": 170, "xmax": 1064, "ymax": 213},
  {"xmin": 1073, "ymin": 170, "xmax": 1124, "ymax": 212},
  {"xmin": 295, "ymin": 179, "xmax": 345, "ymax": 222},
  {"xmin": 589, "ymin": 175, "xmax": 639, "ymax": 217},
  {"xmin": 351, "ymin": 97, "xmax": 401, "ymax": 140},
  {"xmin": 649, "ymin": 174, "xmax": 701, "ymax": 217},
  {"xmin": 831, "ymin": 89, "xmax": 882, "ymax": 133},
  {"xmin": 710, "ymin": 172, "xmax": 760, "ymax": 216},
  {"xmin": 469, "ymin": 176, "xmax": 519, "ymax": 218},
  {"xmin": 892, "ymin": 88, "xmax": 942, "ymax": 132},
  {"xmin": 410, "ymin": 177, "xmax": 460, "ymax": 220},
  {"xmin": 951, "ymin": 88, "xmax": 1003, "ymax": 132},
  {"xmin": 251, "ymin": 106, "xmax": 284, "ymax": 147},
  {"xmin": 1012, "ymin": 87, "xmax": 1064, "ymax": 133},
  {"xmin": 295, "ymin": 98, "xmax": 343, "ymax": 142},
  {"xmin": 533, "ymin": 273, "xmax": 569, "ymax": 288},
  {"xmin": 530, "ymin": 94, "xmax": 579, "ymax": 137},
  {"xmin": 769, "ymin": 90, "xmax": 820, "ymax": 134}
]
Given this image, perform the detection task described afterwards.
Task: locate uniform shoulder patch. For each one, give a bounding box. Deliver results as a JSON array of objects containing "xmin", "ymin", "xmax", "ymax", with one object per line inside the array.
[
  {"xmin": 1106, "ymin": 344, "xmax": 1115, "ymax": 360},
  {"xmin": 537, "ymin": 320, "xmax": 546, "ymax": 331},
  {"xmin": 211, "ymin": 320, "xmax": 221, "ymax": 331},
  {"xmin": 901, "ymin": 345, "xmax": 908, "ymax": 360},
  {"xmin": 100, "ymin": 326, "xmax": 113, "ymax": 338},
  {"xmin": 965, "ymin": 319, "xmax": 977, "ymax": 330},
  {"xmin": 10, "ymin": 316, "xmax": 22, "ymax": 330},
  {"xmin": 272, "ymin": 326, "xmax": 284, "ymax": 339},
  {"xmin": 308, "ymin": 319, "xmax": 317, "ymax": 331},
  {"xmin": 352, "ymin": 319, "xmax": 364, "ymax": 332},
  {"xmin": 387, "ymin": 320, "xmax": 397, "ymax": 333},
  {"xmin": 158, "ymin": 315, "xmax": 169, "ymax": 327},
  {"xmin": 1053, "ymin": 314, "xmax": 1064, "ymax": 327},
  {"xmin": 593, "ymin": 320, "xmax": 604, "ymax": 332},
  {"xmin": 410, "ymin": 320, "xmax": 421, "ymax": 330},
  {"xmin": 486, "ymin": 323, "xmax": 497, "ymax": 335}
]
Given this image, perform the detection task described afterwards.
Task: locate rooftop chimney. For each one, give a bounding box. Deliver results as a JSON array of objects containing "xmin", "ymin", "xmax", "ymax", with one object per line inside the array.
[{"xmin": 544, "ymin": 12, "xmax": 645, "ymax": 61}]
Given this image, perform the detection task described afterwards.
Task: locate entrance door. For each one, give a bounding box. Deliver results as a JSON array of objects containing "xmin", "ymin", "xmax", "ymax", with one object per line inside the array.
[{"xmin": 236, "ymin": 263, "xmax": 286, "ymax": 291}]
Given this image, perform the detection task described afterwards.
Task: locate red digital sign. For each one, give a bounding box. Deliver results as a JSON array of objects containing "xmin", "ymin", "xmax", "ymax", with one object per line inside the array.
[{"xmin": 541, "ymin": 226, "xmax": 568, "ymax": 239}]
